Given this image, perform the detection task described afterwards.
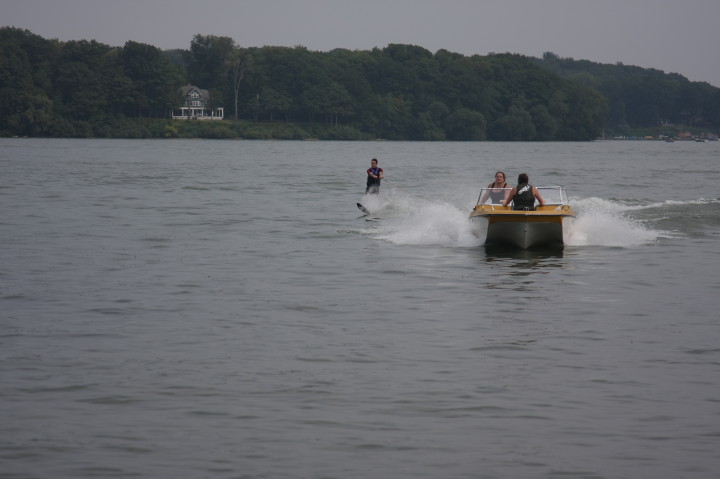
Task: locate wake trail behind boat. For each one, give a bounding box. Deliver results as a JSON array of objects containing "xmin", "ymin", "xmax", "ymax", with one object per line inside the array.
[
  {"xmin": 357, "ymin": 192, "xmax": 675, "ymax": 249},
  {"xmin": 357, "ymin": 190, "xmax": 482, "ymax": 247},
  {"xmin": 565, "ymin": 197, "xmax": 674, "ymax": 246}
]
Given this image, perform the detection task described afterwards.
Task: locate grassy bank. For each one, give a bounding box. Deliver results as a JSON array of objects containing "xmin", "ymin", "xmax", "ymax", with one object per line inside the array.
[
  {"xmin": 6, "ymin": 117, "xmax": 716, "ymax": 141},
  {"xmin": 2, "ymin": 117, "xmax": 374, "ymax": 141}
]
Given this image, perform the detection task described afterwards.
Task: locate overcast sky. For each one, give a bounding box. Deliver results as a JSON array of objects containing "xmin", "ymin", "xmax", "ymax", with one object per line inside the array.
[{"xmin": 3, "ymin": 0, "xmax": 720, "ymax": 87}]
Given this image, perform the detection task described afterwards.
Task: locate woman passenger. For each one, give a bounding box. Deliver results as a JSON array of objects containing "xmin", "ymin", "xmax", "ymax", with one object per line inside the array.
[{"xmin": 480, "ymin": 171, "xmax": 510, "ymax": 204}]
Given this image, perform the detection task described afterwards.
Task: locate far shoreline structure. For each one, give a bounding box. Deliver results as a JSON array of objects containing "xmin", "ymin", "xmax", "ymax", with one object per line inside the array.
[{"xmin": 170, "ymin": 85, "xmax": 224, "ymax": 121}]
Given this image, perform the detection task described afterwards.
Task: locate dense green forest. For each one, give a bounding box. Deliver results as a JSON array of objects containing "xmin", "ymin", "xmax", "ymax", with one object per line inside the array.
[
  {"xmin": 1, "ymin": 27, "xmax": 717, "ymax": 140},
  {"xmin": 531, "ymin": 52, "xmax": 720, "ymax": 135}
]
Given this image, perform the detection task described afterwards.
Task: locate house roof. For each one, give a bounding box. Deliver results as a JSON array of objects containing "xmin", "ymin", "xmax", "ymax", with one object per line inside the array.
[{"xmin": 179, "ymin": 84, "xmax": 210, "ymax": 100}]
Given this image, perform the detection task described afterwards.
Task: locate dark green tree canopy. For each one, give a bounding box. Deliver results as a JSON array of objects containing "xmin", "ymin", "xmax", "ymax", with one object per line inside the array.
[
  {"xmin": 533, "ymin": 52, "xmax": 720, "ymax": 130},
  {"xmin": 1, "ymin": 27, "xmax": 717, "ymax": 139}
]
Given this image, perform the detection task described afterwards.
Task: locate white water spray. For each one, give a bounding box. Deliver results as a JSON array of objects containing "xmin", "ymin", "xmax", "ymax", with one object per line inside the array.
[
  {"xmin": 565, "ymin": 197, "xmax": 662, "ymax": 247},
  {"xmin": 359, "ymin": 191, "xmax": 674, "ymax": 249}
]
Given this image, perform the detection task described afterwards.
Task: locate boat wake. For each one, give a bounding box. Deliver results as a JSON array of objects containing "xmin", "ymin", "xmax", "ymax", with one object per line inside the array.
[
  {"xmin": 373, "ymin": 201, "xmax": 482, "ymax": 247},
  {"xmin": 356, "ymin": 191, "xmax": 481, "ymax": 247},
  {"xmin": 564, "ymin": 197, "xmax": 660, "ymax": 247},
  {"xmin": 564, "ymin": 196, "xmax": 717, "ymax": 246},
  {"xmin": 355, "ymin": 192, "xmax": 698, "ymax": 249},
  {"xmin": 595, "ymin": 196, "xmax": 720, "ymax": 239}
]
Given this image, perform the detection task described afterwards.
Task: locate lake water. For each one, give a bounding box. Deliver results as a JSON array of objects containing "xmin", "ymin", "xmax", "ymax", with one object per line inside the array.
[{"xmin": 1, "ymin": 138, "xmax": 719, "ymax": 479}]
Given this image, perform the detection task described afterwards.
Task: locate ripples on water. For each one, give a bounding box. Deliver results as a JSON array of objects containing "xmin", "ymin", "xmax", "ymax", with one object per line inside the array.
[{"xmin": 2, "ymin": 139, "xmax": 720, "ymax": 478}]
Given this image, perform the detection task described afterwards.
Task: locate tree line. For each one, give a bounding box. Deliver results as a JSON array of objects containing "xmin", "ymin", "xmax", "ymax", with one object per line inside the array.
[
  {"xmin": 1, "ymin": 27, "xmax": 717, "ymax": 140},
  {"xmin": 531, "ymin": 52, "xmax": 720, "ymax": 134},
  {"xmin": 202, "ymin": 41, "xmax": 607, "ymax": 141}
]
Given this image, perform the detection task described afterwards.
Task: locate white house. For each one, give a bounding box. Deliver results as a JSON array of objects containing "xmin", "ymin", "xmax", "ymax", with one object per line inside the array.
[{"xmin": 171, "ymin": 84, "xmax": 224, "ymax": 120}]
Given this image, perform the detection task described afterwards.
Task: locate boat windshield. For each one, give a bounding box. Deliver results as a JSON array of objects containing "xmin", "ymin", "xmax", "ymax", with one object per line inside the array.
[{"xmin": 476, "ymin": 186, "xmax": 570, "ymax": 206}]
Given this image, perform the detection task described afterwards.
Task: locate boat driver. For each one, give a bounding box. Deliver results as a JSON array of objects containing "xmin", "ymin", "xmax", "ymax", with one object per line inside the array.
[{"xmin": 502, "ymin": 173, "xmax": 545, "ymax": 210}]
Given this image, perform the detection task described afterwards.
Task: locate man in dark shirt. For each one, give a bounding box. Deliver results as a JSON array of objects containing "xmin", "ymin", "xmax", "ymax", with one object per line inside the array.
[{"xmin": 502, "ymin": 173, "xmax": 545, "ymax": 210}]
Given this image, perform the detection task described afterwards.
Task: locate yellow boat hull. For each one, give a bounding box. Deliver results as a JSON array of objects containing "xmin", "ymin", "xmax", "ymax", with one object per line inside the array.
[{"xmin": 469, "ymin": 204, "xmax": 575, "ymax": 249}]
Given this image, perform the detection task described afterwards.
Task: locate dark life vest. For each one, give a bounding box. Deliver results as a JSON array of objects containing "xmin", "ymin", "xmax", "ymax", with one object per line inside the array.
[
  {"xmin": 367, "ymin": 167, "xmax": 382, "ymax": 187},
  {"xmin": 512, "ymin": 183, "xmax": 535, "ymax": 210}
]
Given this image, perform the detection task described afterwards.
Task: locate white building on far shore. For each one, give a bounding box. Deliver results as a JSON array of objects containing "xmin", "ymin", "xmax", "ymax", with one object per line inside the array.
[{"xmin": 170, "ymin": 84, "xmax": 224, "ymax": 120}]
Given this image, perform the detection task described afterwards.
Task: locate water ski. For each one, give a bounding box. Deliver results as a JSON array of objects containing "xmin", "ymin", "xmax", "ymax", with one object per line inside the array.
[{"xmin": 357, "ymin": 203, "xmax": 370, "ymax": 215}]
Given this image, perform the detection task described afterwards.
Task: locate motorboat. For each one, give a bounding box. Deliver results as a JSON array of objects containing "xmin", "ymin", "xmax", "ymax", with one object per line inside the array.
[{"xmin": 469, "ymin": 186, "xmax": 575, "ymax": 248}]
